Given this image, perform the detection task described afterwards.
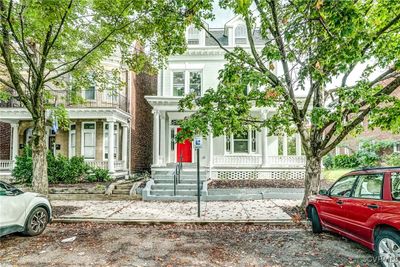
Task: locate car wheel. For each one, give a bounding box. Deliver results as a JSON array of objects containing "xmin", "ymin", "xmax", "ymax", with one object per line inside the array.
[
  {"xmin": 375, "ymin": 230, "xmax": 400, "ymax": 267},
  {"xmin": 23, "ymin": 207, "xmax": 49, "ymax": 236},
  {"xmin": 310, "ymin": 206, "xmax": 322, "ymax": 234}
]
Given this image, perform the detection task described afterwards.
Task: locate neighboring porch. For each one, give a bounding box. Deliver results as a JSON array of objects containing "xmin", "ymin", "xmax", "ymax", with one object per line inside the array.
[{"xmin": 0, "ymin": 109, "xmax": 130, "ymax": 178}]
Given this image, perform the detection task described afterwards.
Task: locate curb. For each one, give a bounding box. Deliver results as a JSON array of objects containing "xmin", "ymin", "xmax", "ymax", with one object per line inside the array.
[{"xmin": 53, "ymin": 217, "xmax": 301, "ymax": 226}]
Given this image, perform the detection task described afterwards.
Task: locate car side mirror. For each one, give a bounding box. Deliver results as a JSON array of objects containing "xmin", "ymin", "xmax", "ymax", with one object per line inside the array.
[{"xmin": 319, "ymin": 189, "xmax": 329, "ymax": 196}]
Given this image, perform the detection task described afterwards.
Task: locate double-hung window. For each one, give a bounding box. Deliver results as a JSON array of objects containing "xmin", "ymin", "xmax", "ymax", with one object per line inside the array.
[
  {"xmin": 69, "ymin": 124, "xmax": 76, "ymax": 158},
  {"xmin": 187, "ymin": 26, "xmax": 200, "ymax": 45},
  {"xmin": 104, "ymin": 123, "xmax": 118, "ymax": 160},
  {"xmin": 235, "ymin": 24, "xmax": 247, "ymax": 45},
  {"xmin": 172, "ymin": 72, "xmax": 185, "ymax": 96},
  {"xmin": 226, "ymin": 129, "xmax": 257, "ymax": 154},
  {"xmin": 172, "ymin": 70, "xmax": 202, "ymax": 96},
  {"xmin": 82, "ymin": 122, "xmax": 96, "ymax": 159}
]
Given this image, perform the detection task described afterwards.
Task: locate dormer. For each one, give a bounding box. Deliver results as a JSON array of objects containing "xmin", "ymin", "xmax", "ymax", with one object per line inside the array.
[
  {"xmin": 224, "ymin": 15, "xmax": 248, "ymax": 46},
  {"xmin": 186, "ymin": 25, "xmax": 206, "ymax": 47}
]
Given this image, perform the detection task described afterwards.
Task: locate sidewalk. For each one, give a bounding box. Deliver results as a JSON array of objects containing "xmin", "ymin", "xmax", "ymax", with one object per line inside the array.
[{"xmin": 51, "ymin": 199, "xmax": 301, "ymax": 223}]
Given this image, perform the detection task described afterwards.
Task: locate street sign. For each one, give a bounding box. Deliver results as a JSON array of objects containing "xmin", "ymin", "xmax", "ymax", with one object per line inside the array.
[{"xmin": 194, "ymin": 136, "xmax": 202, "ymax": 149}]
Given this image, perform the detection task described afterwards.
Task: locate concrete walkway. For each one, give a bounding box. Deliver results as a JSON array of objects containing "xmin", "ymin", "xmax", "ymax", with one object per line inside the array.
[{"xmin": 51, "ymin": 199, "xmax": 301, "ymax": 223}]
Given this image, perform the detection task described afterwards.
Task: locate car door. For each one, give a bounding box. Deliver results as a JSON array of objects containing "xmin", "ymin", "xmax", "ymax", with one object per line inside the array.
[
  {"xmin": 318, "ymin": 175, "xmax": 358, "ymax": 231},
  {"xmin": 344, "ymin": 173, "xmax": 385, "ymax": 242},
  {"xmin": 0, "ymin": 183, "xmax": 27, "ymax": 228}
]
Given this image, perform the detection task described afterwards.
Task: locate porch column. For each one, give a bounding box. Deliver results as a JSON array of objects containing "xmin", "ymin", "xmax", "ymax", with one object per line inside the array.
[
  {"xmin": 108, "ymin": 121, "xmax": 115, "ymax": 173},
  {"xmin": 10, "ymin": 123, "xmax": 19, "ymax": 162},
  {"xmin": 296, "ymin": 134, "xmax": 302, "ymax": 156},
  {"xmin": 283, "ymin": 133, "xmax": 288, "ymax": 156},
  {"xmin": 261, "ymin": 111, "xmax": 268, "ymax": 167},
  {"xmin": 159, "ymin": 111, "xmax": 166, "ymax": 166},
  {"xmin": 152, "ymin": 110, "xmax": 160, "ymax": 166},
  {"xmin": 208, "ymin": 129, "xmax": 213, "ymax": 174},
  {"xmin": 121, "ymin": 124, "xmax": 128, "ymax": 170}
]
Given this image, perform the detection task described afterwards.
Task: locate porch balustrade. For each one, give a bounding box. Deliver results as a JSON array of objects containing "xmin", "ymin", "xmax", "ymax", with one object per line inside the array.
[
  {"xmin": 213, "ymin": 155, "xmax": 306, "ymax": 167},
  {"xmin": 0, "ymin": 160, "xmax": 14, "ymax": 170},
  {"xmin": 85, "ymin": 160, "xmax": 125, "ymax": 171}
]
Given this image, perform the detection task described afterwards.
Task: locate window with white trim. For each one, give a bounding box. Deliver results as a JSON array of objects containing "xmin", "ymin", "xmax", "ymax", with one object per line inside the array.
[
  {"xmin": 69, "ymin": 124, "xmax": 76, "ymax": 158},
  {"xmin": 103, "ymin": 71, "xmax": 118, "ymax": 103},
  {"xmin": 235, "ymin": 24, "xmax": 247, "ymax": 45},
  {"xmin": 172, "ymin": 72, "xmax": 185, "ymax": 96},
  {"xmin": 187, "ymin": 26, "xmax": 200, "ymax": 45},
  {"xmin": 82, "ymin": 122, "xmax": 96, "ymax": 159},
  {"xmin": 172, "ymin": 70, "xmax": 202, "ymax": 96},
  {"xmin": 189, "ymin": 71, "xmax": 202, "ymax": 96},
  {"xmin": 225, "ymin": 129, "xmax": 257, "ymax": 154},
  {"xmin": 104, "ymin": 123, "xmax": 118, "ymax": 160}
]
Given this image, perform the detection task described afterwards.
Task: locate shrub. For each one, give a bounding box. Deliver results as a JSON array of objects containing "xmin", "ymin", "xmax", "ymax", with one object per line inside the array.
[
  {"xmin": 12, "ymin": 146, "xmax": 33, "ymax": 184},
  {"xmin": 384, "ymin": 153, "xmax": 400, "ymax": 167},
  {"xmin": 86, "ymin": 168, "xmax": 111, "ymax": 183},
  {"xmin": 332, "ymin": 154, "xmax": 360, "ymax": 169},
  {"xmin": 12, "ymin": 146, "xmax": 103, "ymax": 184},
  {"xmin": 354, "ymin": 150, "xmax": 380, "ymax": 168},
  {"xmin": 322, "ymin": 155, "xmax": 334, "ymax": 169}
]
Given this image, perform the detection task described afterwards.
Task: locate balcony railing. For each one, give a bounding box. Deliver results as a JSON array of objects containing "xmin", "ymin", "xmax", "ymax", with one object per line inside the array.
[
  {"xmin": 213, "ymin": 155, "xmax": 306, "ymax": 167},
  {"xmin": 0, "ymin": 90, "xmax": 128, "ymax": 112}
]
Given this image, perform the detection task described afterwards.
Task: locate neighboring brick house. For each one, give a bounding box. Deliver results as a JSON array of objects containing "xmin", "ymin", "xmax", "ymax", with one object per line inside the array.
[
  {"xmin": 130, "ymin": 72, "xmax": 157, "ymax": 172},
  {"xmin": 0, "ymin": 58, "xmax": 155, "ymax": 177},
  {"xmin": 336, "ymin": 85, "xmax": 400, "ymax": 155}
]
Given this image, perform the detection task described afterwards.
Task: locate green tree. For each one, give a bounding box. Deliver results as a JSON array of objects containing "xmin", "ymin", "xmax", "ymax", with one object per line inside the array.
[
  {"xmin": 0, "ymin": 0, "xmax": 212, "ymax": 194},
  {"xmin": 178, "ymin": 0, "xmax": 400, "ymax": 207}
]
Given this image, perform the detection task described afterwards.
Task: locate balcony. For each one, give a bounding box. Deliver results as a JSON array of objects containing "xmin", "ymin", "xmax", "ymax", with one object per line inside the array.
[{"xmin": 0, "ymin": 90, "xmax": 129, "ymax": 113}]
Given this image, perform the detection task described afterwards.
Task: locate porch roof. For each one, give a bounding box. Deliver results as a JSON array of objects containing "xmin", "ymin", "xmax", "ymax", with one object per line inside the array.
[{"xmin": 0, "ymin": 107, "xmax": 130, "ymax": 124}]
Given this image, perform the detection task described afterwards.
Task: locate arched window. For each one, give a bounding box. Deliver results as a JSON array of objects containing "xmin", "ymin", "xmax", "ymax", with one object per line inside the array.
[
  {"xmin": 187, "ymin": 26, "xmax": 200, "ymax": 45},
  {"xmin": 235, "ymin": 24, "xmax": 247, "ymax": 44}
]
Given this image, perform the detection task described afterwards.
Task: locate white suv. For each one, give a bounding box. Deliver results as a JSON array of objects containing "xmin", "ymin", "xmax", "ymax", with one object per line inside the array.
[{"xmin": 0, "ymin": 181, "xmax": 52, "ymax": 237}]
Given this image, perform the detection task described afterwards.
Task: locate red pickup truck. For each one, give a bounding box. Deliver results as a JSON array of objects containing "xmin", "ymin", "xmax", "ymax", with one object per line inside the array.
[{"xmin": 307, "ymin": 167, "xmax": 400, "ymax": 267}]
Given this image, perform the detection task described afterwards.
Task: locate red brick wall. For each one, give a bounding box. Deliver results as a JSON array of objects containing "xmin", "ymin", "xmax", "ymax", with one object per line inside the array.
[
  {"xmin": 130, "ymin": 72, "xmax": 157, "ymax": 172},
  {"xmin": 0, "ymin": 122, "xmax": 11, "ymax": 160}
]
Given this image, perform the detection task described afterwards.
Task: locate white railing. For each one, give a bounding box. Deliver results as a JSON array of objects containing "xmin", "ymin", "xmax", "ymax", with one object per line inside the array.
[
  {"xmin": 213, "ymin": 155, "xmax": 306, "ymax": 167},
  {"xmin": 114, "ymin": 160, "xmax": 124, "ymax": 171},
  {"xmin": 268, "ymin": 156, "xmax": 306, "ymax": 166},
  {"xmin": 85, "ymin": 160, "xmax": 108, "ymax": 169},
  {"xmin": 214, "ymin": 155, "xmax": 262, "ymax": 165},
  {"xmin": 0, "ymin": 160, "xmax": 14, "ymax": 170}
]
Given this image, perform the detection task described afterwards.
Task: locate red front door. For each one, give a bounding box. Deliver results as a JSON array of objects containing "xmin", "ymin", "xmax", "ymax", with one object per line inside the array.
[{"xmin": 176, "ymin": 128, "xmax": 192, "ymax": 162}]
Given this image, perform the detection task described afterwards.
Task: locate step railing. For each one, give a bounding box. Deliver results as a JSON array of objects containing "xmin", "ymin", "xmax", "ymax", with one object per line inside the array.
[{"xmin": 173, "ymin": 152, "xmax": 183, "ymax": 196}]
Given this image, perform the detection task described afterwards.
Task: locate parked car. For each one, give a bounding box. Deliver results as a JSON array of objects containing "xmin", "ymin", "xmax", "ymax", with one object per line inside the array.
[
  {"xmin": 307, "ymin": 167, "xmax": 400, "ymax": 267},
  {"xmin": 0, "ymin": 181, "xmax": 52, "ymax": 237}
]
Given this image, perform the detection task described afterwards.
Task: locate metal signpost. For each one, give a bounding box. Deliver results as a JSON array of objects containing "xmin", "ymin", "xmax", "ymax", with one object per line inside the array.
[{"xmin": 194, "ymin": 136, "xmax": 202, "ymax": 218}]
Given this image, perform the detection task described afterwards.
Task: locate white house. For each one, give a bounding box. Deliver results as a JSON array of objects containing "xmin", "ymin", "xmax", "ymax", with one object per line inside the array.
[{"xmin": 145, "ymin": 16, "xmax": 306, "ymax": 181}]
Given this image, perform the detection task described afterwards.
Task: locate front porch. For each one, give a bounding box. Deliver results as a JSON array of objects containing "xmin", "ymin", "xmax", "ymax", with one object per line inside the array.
[
  {"xmin": 146, "ymin": 96, "xmax": 306, "ymax": 180},
  {"xmin": 0, "ymin": 107, "xmax": 131, "ymax": 178}
]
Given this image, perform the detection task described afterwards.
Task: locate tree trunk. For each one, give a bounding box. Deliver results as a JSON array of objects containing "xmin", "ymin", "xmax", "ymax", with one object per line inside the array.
[
  {"xmin": 301, "ymin": 155, "xmax": 322, "ymax": 208},
  {"xmin": 31, "ymin": 115, "xmax": 48, "ymax": 195}
]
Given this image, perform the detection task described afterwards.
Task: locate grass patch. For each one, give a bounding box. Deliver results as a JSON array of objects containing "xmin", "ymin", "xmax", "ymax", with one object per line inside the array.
[{"xmin": 322, "ymin": 168, "xmax": 353, "ymax": 183}]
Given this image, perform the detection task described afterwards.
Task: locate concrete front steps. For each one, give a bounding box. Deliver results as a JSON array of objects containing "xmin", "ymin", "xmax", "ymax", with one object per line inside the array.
[{"xmin": 143, "ymin": 169, "xmax": 207, "ymax": 201}]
